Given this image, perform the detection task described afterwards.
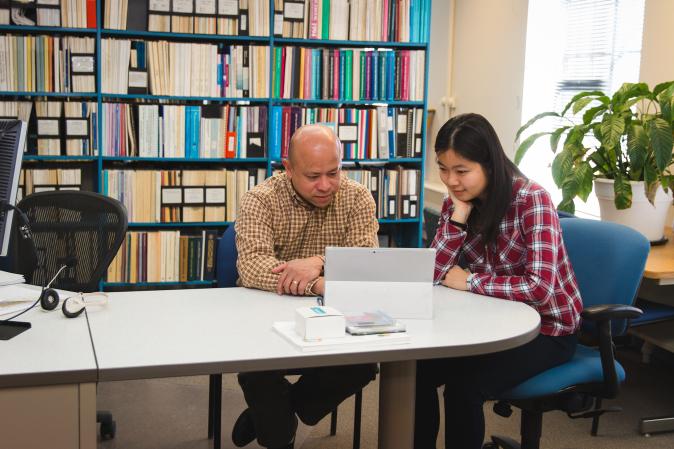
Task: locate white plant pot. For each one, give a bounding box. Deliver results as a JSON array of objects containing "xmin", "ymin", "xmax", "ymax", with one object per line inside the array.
[{"xmin": 594, "ymin": 178, "xmax": 671, "ymax": 242}]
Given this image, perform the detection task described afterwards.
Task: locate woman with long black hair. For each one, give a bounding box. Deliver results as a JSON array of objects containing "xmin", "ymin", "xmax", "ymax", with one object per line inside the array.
[{"xmin": 414, "ymin": 113, "xmax": 583, "ymax": 449}]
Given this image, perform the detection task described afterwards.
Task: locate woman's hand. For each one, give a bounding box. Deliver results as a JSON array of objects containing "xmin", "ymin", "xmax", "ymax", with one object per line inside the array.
[
  {"xmin": 441, "ymin": 266, "xmax": 471, "ymax": 291},
  {"xmin": 447, "ymin": 190, "xmax": 473, "ymax": 224}
]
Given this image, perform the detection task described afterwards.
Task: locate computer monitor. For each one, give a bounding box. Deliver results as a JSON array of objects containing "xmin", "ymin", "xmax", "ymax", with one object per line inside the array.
[{"xmin": 0, "ymin": 120, "xmax": 27, "ymax": 257}]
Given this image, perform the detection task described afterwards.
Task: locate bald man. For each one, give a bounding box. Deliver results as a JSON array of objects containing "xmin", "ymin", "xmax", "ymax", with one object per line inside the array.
[{"xmin": 232, "ymin": 125, "xmax": 379, "ymax": 449}]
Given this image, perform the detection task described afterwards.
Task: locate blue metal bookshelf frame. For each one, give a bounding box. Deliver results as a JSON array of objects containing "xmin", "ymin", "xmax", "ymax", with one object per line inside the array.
[{"xmin": 2, "ymin": 0, "xmax": 433, "ymax": 288}]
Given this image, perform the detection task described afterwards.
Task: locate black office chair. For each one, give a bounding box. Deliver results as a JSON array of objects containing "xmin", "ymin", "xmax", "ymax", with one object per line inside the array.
[
  {"xmin": 485, "ymin": 218, "xmax": 648, "ymax": 449},
  {"xmin": 210, "ymin": 225, "xmax": 365, "ymax": 449},
  {"xmin": 12, "ymin": 190, "xmax": 128, "ymax": 440}
]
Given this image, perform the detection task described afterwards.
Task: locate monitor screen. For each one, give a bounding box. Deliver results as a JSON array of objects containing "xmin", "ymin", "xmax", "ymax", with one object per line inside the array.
[{"xmin": 0, "ymin": 120, "xmax": 27, "ymax": 257}]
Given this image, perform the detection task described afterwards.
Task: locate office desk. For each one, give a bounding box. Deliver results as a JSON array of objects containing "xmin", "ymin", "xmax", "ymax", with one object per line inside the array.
[
  {"xmin": 629, "ymin": 228, "xmax": 674, "ymax": 435},
  {"xmin": 0, "ymin": 285, "xmax": 97, "ymax": 449},
  {"xmin": 86, "ymin": 286, "xmax": 540, "ymax": 449}
]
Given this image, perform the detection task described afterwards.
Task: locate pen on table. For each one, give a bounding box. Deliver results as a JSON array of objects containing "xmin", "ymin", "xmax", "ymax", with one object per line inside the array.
[{"xmin": 316, "ymin": 296, "xmax": 324, "ymax": 306}]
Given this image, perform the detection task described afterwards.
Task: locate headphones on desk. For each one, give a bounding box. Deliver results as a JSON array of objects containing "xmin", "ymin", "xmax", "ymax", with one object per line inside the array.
[
  {"xmin": 61, "ymin": 292, "xmax": 108, "ymax": 318},
  {"xmin": 38, "ymin": 264, "xmax": 69, "ymax": 312}
]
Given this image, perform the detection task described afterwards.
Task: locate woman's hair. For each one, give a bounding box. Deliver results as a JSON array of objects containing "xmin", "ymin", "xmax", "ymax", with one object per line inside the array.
[{"xmin": 435, "ymin": 113, "xmax": 523, "ymax": 245}]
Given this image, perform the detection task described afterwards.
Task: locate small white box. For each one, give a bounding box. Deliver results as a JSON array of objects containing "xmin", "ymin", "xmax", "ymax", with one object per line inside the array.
[{"xmin": 295, "ymin": 306, "xmax": 345, "ymax": 341}]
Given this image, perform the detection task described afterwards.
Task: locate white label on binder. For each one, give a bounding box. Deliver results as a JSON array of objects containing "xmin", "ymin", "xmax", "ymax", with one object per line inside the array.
[
  {"xmin": 196, "ymin": 0, "xmax": 215, "ymax": 14},
  {"xmin": 37, "ymin": 0, "xmax": 60, "ymax": 5},
  {"xmin": 206, "ymin": 187, "xmax": 225, "ymax": 204},
  {"xmin": 128, "ymin": 71, "xmax": 148, "ymax": 88},
  {"xmin": 71, "ymin": 56, "xmax": 94, "ymax": 73},
  {"xmin": 411, "ymin": 204, "xmax": 417, "ymax": 217},
  {"xmin": 37, "ymin": 119, "xmax": 59, "ymax": 136},
  {"xmin": 240, "ymin": 13, "xmax": 247, "ymax": 30},
  {"xmin": 66, "ymin": 119, "xmax": 87, "ymax": 136},
  {"xmin": 338, "ymin": 124, "xmax": 357, "ymax": 142},
  {"xmin": 218, "ymin": 0, "xmax": 238, "ymax": 15},
  {"xmin": 403, "ymin": 199, "xmax": 409, "ymax": 215},
  {"xmin": 274, "ymin": 13, "xmax": 283, "ymax": 33},
  {"xmin": 284, "ymin": 2, "xmax": 304, "ymax": 19},
  {"xmin": 389, "ymin": 200, "xmax": 395, "ymax": 215},
  {"xmin": 184, "ymin": 187, "xmax": 204, "ymax": 204},
  {"xmin": 173, "ymin": 0, "xmax": 194, "ymax": 14},
  {"xmin": 249, "ymin": 136, "xmax": 262, "ymax": 147},
  {"xmin": 397, "ymin": 115, "xmax": 407, "ymax": 133},
  {"xmin": 35, "ymin": 186, "xmax": 56, "ymax": 193},
  {"xmin": 163, "ymin": 188, "xmax": 182, "ymax": 204},
  {"xmin": 0, "ymin": 9, "xmax": 8, "ymax": 26},
  {"xmin": 60, "ymin": 186, "xmax": 81, "ymax": 191},
  {"xmin": 149, "ymin": 0, "xmax": 170, "ymax": 11}
]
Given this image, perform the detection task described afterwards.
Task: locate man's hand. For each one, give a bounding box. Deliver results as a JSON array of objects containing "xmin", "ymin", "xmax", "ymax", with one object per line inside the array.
[
  {"xmin": 272, "ymin": 256, "xmax": 324, "ymax": 295},
  {"xmin": 441, "ymin": 266, "xmax": 470, "ymax": 291}
]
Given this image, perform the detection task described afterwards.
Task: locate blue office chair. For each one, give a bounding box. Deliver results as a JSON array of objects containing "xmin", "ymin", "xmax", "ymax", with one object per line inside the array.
[
  {"xmin": 208, "ymin": 225, "xmax": 365, "ymax": 449},
  {"xmin": 486, "ymin": 218, "xmax": 648, "ymax": 449}
]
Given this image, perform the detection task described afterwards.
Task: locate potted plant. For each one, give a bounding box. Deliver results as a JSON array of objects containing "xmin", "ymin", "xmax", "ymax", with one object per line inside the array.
[{"xmin": 515, "ymin": 81, "xmax": 674, "ymax": 242}]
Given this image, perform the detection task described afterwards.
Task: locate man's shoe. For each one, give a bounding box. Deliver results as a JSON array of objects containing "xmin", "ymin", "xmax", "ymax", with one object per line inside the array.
[{"xmin": 232, "ymin": 408, "xmax": 256, "ymax": 447}]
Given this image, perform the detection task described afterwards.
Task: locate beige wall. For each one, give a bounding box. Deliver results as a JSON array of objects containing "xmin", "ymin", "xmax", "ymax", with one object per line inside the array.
[
  {"xmin": 640, "ymin": 0, "xmax": 674, "ymax": 86},
  {"xmin": 424, "ymin": 0, "xmax": 529, "ymax": 210}
]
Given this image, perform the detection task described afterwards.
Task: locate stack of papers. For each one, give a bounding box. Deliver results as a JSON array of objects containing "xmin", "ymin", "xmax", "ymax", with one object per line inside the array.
[
  {"xmin": 273, "ymin": 321, "xmax": 410, "ymax": 352},
  {"xmin": 0, "ymin": 270, "xmax": 25, "ymax": 286},
  {"xmin": 0, "ymin": 284, "xmax": 36, "ymax": 317}
]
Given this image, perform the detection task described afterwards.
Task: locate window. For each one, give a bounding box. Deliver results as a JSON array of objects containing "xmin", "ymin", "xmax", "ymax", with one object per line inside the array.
[{"xmin": 519, "ymin": 0, "xmax": 645, "ymax": 217}]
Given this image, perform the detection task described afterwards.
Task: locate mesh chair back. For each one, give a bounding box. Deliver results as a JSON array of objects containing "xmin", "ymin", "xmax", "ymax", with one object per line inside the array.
[{"xmin": 16, "ymin": 191, "xmax": 127, "ymax": 292}]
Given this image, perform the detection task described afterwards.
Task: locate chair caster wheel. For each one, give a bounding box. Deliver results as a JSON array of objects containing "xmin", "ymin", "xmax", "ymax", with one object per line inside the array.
[{"xmin": 100, "ymin": 420, "xmax": 116, "ymax": 440}]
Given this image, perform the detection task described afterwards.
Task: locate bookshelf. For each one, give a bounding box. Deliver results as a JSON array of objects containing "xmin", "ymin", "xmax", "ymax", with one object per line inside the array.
[{"xmin": 1, "ymin": 0, "xmax": 432, "ymax": 290}]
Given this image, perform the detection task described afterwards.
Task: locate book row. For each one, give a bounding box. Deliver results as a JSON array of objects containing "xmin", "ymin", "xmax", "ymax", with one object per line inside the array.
[
  {"xmin": 0, "ymin": 0, "xmax": 96, "ymax": 28},
  {"xmin": 1, "ymin": 0, "xmax": 429, "ymax": 44},
  {"xmin": 345, "ymin": 166, "xmax": 420, "ymax": 219},
  {"xmin": 275, "ymin": 0, "xmax": 430, "ymax": 43},
  {"xmin": 101, "ymin": 168, "xmax": 266, "ymax": 223},
  {"xmin": 106, "ymin": 229, "xmax": 219, "ymax": 284},
  {"xmin": 102, "ymin": 39, "xmax": 269, "ymax": 98},
  {"xmin": 273, "ymin": 47, "xmax": 424, "ymax": 101},
  {"xmin": 102, "ymin": 0, "xmax": 270, "ymax": 36},
  {"xmin": 0, "ymin": 34, "xmax": 96, "ymax": 92},
  {"xmin": 101, "ymin": 103, "xmax": 266, "ymax": 158},
  {"xmin": 270, "ymin": 106, "xmax": 423, "ymax": 160},
  {"xmin": 18, "ymin": 168, "xmax": 83, "ymax": 200}
]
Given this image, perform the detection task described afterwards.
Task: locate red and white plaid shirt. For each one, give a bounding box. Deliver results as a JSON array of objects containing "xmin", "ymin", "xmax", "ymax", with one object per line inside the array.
[{"xmin": 432, "ymin": 177, "xmax": 583, "ymax": 336}]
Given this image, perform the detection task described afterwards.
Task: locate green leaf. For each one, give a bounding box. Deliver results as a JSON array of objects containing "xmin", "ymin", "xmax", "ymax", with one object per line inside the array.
[
  {"xmin": 572, "ymin": 97, "xmax": 595, "ymax": 115},
  {"xmin": 627, "ymin": 124, "xmax": 648, "ymax": 176},
  {"xmin": 577, "ymin": 162, "xmax": 594, "ymax": 201},
  {"xmin": 612, "ymin": 82, "xmax": 650, "ymax": 107},
  {"xmin": 645, "ymin": 180, "xmax": 660, "ymax": 205},
  {"xmin": 557, "ymin": 198, "xmax": 575, "ymax": 214},
  {"xmin": 644, "ymin": 162, "xmax": 658, "ymax": 187},
  {"xmin": 582, "ymin": 104, "xmax": 607, "ymax": 125},
  {"xmin": 600, "ymin": 114, "xmax": 626, "ymax": 150},
  {"xmin": 549, "ymin": 127, "xmax": 568, "ymax": 153},
  {"xmin": 653, "ymin": 81, "xmax": 674, "ymax": 97},
  {"xmin": 561, "ymin": 91, "xmax": 606, "ymax": 117},
  {"xmin": 515, "ymin": 112, "xmax": 559, "ymax": 142},
  {"xmin": 613, "ymin": 173, "xmax": 633, "ymax": 209},
  {"xmin": 551, "ymin": 148, "xmax": 574, "ymax": 187},
  {"xmin": 648, "ymin": 117, "xmax": 674, "ymax": 172},
  {"xmin": 514, "ymin": 132, "xmax": 549, "ymax": 165}
]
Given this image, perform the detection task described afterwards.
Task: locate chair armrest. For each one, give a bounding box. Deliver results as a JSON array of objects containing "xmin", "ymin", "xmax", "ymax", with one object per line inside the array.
[
  {"xmin": 581, "ymin": 305, "xmax": 643, "ymax": 322},
  {"xmin": 581, "ymin": 304, "xmax": 642, "ymax": 400}
]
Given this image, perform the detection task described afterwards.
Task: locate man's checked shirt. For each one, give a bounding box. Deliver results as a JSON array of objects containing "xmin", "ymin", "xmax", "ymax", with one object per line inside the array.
[
  {"xmin": 235, "ymin": 172, "xmax": 379, "ymax": 294},
  {"xmin": 432, "ymin": 177, "xmax": 582, "ymax": 336}
]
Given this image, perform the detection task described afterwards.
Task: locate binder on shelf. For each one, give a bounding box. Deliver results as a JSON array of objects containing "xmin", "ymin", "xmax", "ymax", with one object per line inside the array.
[
  {"xmin": 172, "ymin": 0, "xmax": 194, "ymax": 33},
  {"xmin": 0, "ymin": 0, "xmax": 8, "ymax": 25},
  {"xmin": 148, "ymin": 0, "xmax": 171, "ymax": 32}
]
